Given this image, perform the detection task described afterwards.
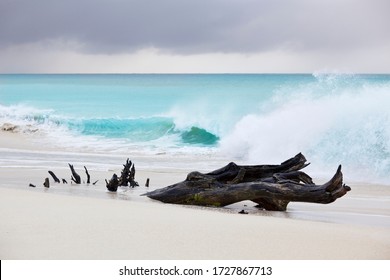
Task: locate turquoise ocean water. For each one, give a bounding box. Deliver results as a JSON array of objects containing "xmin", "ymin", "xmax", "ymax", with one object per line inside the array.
[{"xmin": 1, "ymin": 73, "xmax": 390, "ymax": 183}]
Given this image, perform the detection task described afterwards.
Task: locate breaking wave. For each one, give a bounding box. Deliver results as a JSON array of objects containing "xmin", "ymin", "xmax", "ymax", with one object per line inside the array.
[
  {"xmin": 1, "ymin": 73, "xmax": 390, "ymax": 182},
  {"xmin": 219, "ymin": 73, "xmax": 390, "ymax": 183}
]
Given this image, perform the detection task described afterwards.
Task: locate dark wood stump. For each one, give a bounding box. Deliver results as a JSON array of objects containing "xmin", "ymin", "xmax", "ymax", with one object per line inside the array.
[
  {"xmin": 118, "ymin": 158, "xmax": 139, "ymax": 187},
  {"xmin": 43, "ymin": 178, "xmax": 50, "ymax": 188},
  {"xmin": 106, "ymin": 174, "xmax": 119, "ymax": 192}
]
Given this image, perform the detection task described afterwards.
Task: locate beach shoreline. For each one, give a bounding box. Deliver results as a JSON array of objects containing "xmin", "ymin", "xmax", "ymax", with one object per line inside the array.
[{"xmin": 1, "ymin": 130, "xmax": 390, "ymax": 259}]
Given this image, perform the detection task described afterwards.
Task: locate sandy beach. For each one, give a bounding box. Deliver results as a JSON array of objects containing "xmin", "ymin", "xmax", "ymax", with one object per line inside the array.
[{"xmin": 1, "ymin": 130, "xmax": 390, "ymax": 259}]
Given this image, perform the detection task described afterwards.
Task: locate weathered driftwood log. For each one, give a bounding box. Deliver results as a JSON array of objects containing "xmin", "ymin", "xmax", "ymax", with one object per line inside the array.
[
  {"xmin": 68, "ymin": 164, "xmax": 81, "ymax": 184},
  {"xmin": 145, "ymin": 153, "xmax": 351, "ymax": 211}
]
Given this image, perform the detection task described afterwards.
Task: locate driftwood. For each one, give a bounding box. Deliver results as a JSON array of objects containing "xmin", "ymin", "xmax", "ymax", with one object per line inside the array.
[
  {"xmin": 105, "ymin": 158, "xmax": 139, "ymax": 191},
  {"xmin": 146, "ymin": 153, "xmax": 351, "ymax": 211},
  {"xmin": 68, "ymin": 164, "xmax": 81, "ymax": 184},
  {"xmin": 84, "ymin": 166, "xmax": 91, "ymax": 184},
  {"xmin": 106, "ymin": 174, "xmax": 119, "ymax": 192},
  {"xmin": 48, "ymin": 171, "xmax": 60, "ymax": 183},
  {"xmin": 129, "ymin": 164, "xmax": 139, "ymax": 187},
  {"xmin": 119, "ymin": 158, "xmax": 139, "ymax": 187},
  {"xmin": 43, "ymin": 178, "xmax": 50, "ymax": 188}
]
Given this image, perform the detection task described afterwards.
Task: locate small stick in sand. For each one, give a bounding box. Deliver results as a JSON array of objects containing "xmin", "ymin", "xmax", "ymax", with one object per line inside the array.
[
  {"xmin": 84, "ymin": 166, "xmax": 91, "ymax": 184},
  {"xmin": 48, "ymin": 171, "xmax": 60, "ymax": 183},
  {"xmin": 43, "ymin": 178, "xmax": 50, "ymax": 188},
  {"xmin": 29, "ymin": 183, "xmax": 36, "ymax": 188},
  {"xmin": 145, "ymin": 178, "xmax": 150, "ymax": 187},
  {"xmin": 68, "ymin": 164, "xmax": 81, "ymax": 184}
]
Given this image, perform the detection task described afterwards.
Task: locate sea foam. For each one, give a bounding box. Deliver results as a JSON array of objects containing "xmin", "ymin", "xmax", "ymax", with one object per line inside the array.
[
  {"xmin": 220, "ymin": 74, "xmax": 390, "ymax": 183},
  {"xmin": 1, "ymin": 73, "xmax": 389, "ymax": 183}
]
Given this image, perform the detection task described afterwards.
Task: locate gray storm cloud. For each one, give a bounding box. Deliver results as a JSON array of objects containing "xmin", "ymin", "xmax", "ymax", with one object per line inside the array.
[{"xmin": 1, "ymin": 0, "xmax": 389, "ymax": 54}]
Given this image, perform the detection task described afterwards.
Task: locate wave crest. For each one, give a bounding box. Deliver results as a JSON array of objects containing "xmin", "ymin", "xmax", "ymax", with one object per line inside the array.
[
  {"xmin": 220, "ymin": 74, "xmax": 390, "ymax": 183},
  {"xmin": 0, "ymin": 104, "xmax": 220, "ymax": 147},
  {"xmin": 180, "ymin": 126, "xmax": 219, "ymax": 145}
]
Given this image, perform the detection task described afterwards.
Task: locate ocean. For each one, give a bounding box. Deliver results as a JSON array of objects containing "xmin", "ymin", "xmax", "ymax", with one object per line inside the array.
[{"xmin": 1, "ymin": 73, "xmax": 390, "ymax": 183}]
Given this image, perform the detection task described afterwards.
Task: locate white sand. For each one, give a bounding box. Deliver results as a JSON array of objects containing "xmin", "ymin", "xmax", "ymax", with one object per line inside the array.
[
  {"xmin": 1, "ymin": 131, "xmax": 390, "ymax": 259},
  {"xmin": 1, "ymin": 187, "xmax": 390, "ymax": 260}
]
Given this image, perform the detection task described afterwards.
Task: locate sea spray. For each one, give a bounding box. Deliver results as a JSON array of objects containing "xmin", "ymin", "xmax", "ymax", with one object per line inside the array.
[
  {"xmin": 1, "ymin": 73, "xmax": 389, "ymax": 183},
  {"xmin": 220, "ymin": 74, "xmax": 390, "ymax": 183}
]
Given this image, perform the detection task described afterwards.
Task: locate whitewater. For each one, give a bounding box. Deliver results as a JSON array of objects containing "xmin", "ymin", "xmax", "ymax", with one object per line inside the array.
[{"xmin": 1, "ymin": 73, "xmax": 389, "ymax": 183}]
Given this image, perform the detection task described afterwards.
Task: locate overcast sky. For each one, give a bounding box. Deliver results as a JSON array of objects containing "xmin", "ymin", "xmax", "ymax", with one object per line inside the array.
[{"xmin": 0, "ymin": 0, "xmax": 389, "ymax": 73}]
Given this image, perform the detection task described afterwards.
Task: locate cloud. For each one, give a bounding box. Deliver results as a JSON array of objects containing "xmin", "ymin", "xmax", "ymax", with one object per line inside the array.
[
  {"xmin": 1, "ymin": 42, "xmax": 389, "ymax": 73},
  {"xmin": 1, "ymin": 0, "xmax": 389, "ymax": 55},
  {"xmin": 1, "ymin": 0, "xmax": 389, "ymax": 73}
]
